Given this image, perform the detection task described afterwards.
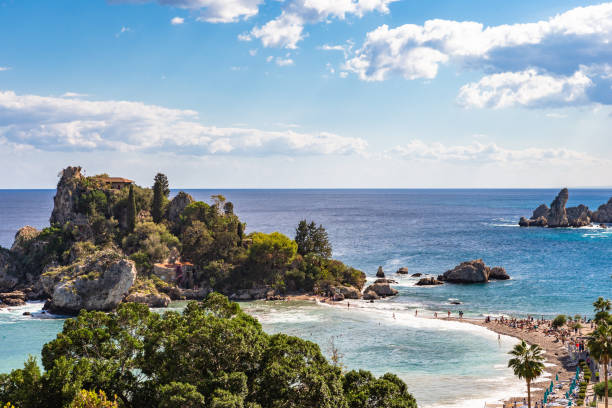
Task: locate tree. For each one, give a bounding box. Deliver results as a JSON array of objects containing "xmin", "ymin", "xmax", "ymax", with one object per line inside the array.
[
  {"xmin": 69, "ymin": 390, "xmax": 118, "ymax": 408},
  {"xmin": 127, "ymin": 184, "xmax": 136, "ymax": 232},
  {"xmin": 342, "ymin": 370, "xmax": 417, "ymax": 408},
  {"xmin": 295, "ymin": 220, "xmax": 332, "ymax": 259},
  {"xmin": 588, "ymin": 323, "xmax": 612, "ymax": 408},
  {"xmin": 508, "ymin": 340, "xmax": 545, "ymax": 408},
  {"xmin": 551, "ymin": 315, "xmax": 566, "ymax": 329},
  {"xmin": 594, "ymin": 297, "xmax": 612, "ymax": 323},
  {"xmin": 152, "ymin": 173, "xmax": 169, "ymax": 224}
]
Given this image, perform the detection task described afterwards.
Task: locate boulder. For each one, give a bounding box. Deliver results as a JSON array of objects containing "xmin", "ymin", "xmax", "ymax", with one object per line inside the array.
[
  {"xmin": 362, "ymin": 290, "xmax": 379, "ymax": 300},
  {"xmin": 336, "ymin": 285, "xmax": 361, "ymax": 299},
  {"xmin": 0, "ymin": 290, "xmax": 26, "ymax": 307},
  {"xmin": 600, "ymin": 224, "xmax": 608, "ymax": 229},
  {"xmin": 43, "ymin": 251, "xmax": 137, "ymax": 314},
  {"xmin": 374, "ymin": 278, "xmax": 397, "ymax": 284},
  {"xmin": 592, "ymin": 198, "xmax": 612, "ymax": 223},
  {"xmin": 532, "ymin": 204, "xmax": 550, "ymax": 219},
  {"xmin": 364, "ymin": 282, "xmax": 398, "ymax": 297},
  {"xmin": 415, "ymin": 277, "xmax": 443, "ymax": 286},
  {"xmin": 489, "ymin": 267, "xmax": 510, "ymax": 280},
  {"xmin": 397, "ymin": 267, "xmax": 409, "ymax": 274},
  {"xmin": 411, "ymin": 273, "xmax": 423, "ymax": 277},
  {"xmin": 332, "ymin": 292, "xmax": 345, "ymax": 302},
  {"xmin": 376, "ymin": 266, "xmax": 385, "ymax": 278},
  {"xmin": 519, "ymin": 216, "xmax": 547, "ymax": 227},
  {"xmin": 440, "ymin": 259, "xmax": 489, "ymax": 283},
  {"xmin": 125, "ymin": 292, "xmax": 171, "ymax": 308},
  {"xmin": 167, "ymin": 192, "xmax": 194, "ymax": 225}
]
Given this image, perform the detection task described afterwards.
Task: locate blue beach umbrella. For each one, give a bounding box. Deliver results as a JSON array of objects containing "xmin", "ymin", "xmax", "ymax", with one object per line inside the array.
[{"xmin": 556, "ymin": 374, "xmax": 559, "ymax": 381}]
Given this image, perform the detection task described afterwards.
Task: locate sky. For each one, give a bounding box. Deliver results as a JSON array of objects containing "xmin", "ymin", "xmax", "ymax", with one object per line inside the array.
[{"xmin": 1, "ymin": 0, "xmax": 612, "ymax": 188}]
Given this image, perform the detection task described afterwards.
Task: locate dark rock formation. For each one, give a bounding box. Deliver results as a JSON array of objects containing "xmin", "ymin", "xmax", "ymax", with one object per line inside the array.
[
  {"xmin": 411, "ymin": 273, "xmax": 423, "ymax": 277},
  {"xmin": 397, "ymin": 267, "xmax": 409, "ymax": 274},
  {"xmin": 592, "ymin": 198, "xmax": 612, "ymax": 223},
  {"xmin": 374, "ymin": 278, "xmax": 398, "ymax": 284},
  {"xmin": 0, "ymin": 248, "xmax": 20, "ymax": 291},
  {"xmin": 376, "ymin": 266, "xmax": 385, "ymax": 278},
  {"xmin": 439, "ymin": 259, "xmax": 509, "ymax": 284},
  {"xmin": 335, "ymin": 285, "xmax": 361, "ymax": 299},
  {"xmin": 415, "ymin": 277, "xmax": 443, "ymax": 286},
  {"xmin": 489, "ymin": 267, "xmax": 510, "ymax": 280},
  {"xmin": 519, "ymin": 188, "xmax": 595, "ymax": 228}
]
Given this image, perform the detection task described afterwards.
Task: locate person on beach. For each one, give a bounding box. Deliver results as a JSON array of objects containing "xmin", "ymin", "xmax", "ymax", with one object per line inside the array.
[
  {"xmin": 447, "ymin": 310, "xmax": 451, "ymax": 318},
  {"xmin": 415, "ymin": 310, "xmax": 418, "ymax": 317},
  {"xmin": 434, "ymin": 312, "xmax": 438, "ymax": 318},
  {"xmin": 393, "ymin": 312, "xmax": 396, "ymax": 320},
  {"xmin": 347, "ymin": 302, "xmax": 350, "ymax": 309}
]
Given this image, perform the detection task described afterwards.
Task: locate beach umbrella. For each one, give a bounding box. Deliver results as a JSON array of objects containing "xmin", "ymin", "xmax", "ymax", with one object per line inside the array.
[{"xmin": 556, "ymin": 374, "xmax": 559, "ymax": 381}]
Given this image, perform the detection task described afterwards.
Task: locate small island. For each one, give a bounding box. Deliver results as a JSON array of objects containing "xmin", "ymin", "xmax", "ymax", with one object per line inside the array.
[
  {"xmin": 519, "ymin": 188, "xmax": 612, "ymax": 228},
  {"xmin": 0, "ymin": 166, "xmax": 368, "ymax": 313}
]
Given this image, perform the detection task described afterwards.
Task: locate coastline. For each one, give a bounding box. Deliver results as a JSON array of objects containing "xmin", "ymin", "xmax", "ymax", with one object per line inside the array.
[{"xmin": 283, "ymin": 295, "xmax": 582, "ymax": 406}]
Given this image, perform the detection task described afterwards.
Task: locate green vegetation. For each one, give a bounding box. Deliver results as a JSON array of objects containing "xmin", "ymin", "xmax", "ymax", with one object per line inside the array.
[
  {"xmin": 508, "ymin": 340, "xmax": 545, "ymax": 408},
  {"xmin": 151, "ymin": 173, "xmax": 169, "ymax": 224},
  {"xmin": 0, "ymin": 294, "xmax": 416, "ymax": 408},
  {"xmin": 127, "ymin": 185, "xmax": 136, "ymax": 233},
  {"xmin": 295, "ymin": 220, "xmax": 332, "ymax": 259},
  {"xmin": 552, "ymin": 314, "xmax": 567, "ymax": 329},
  {"xmin": 588, "ymin": 321, "xmax": 612, "ymax": 408}
]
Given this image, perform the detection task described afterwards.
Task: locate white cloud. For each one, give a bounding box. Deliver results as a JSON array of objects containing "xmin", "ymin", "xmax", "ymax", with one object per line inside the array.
[
  {"xmin": 457, "ymin": 69, "xmax": 593, "ymax": 109},
  {"xmin": 250, "ymin": 0, "xmax": 396, "ymax": 49},
  {"xmin": 61, "ymin": 92, "xmax": 89, "ymax": 98},
  {"xmin": 274, "ymin": 57, "xmax": 294, "ymax": 66},
  {"xmin": 171, "ymin": 16, "xmax": 185, "ymax": 25},
  {"xmin": 0, "ymin": 67, "xmax": 10, "ymax": 72},
  {"xmin": 109, "ymin": 0, "xmax": 262, "ymax": 23},
  {"xmin": 248, "ymin": 49, "xmax": 258, "ymax": 56},
  {"xmin": 392, "ymin": 140, "xmax": 602, "ymax": 165},
  {"xmin": 0, "ymin": 90, "xmax": 367, "ymax": 156},
  {"xmin": 115, "ymin": 26, "xmax": 132, "ymax": 37},
  {"xmin": 344, "ymin": 3, "xmax": 612, "ymax": 106}
]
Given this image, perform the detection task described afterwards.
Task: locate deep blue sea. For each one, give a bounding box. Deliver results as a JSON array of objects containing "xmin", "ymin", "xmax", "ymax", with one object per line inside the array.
[{"xmin": 1, "ymin": 189, "xmax": 611, "ymax": 407}]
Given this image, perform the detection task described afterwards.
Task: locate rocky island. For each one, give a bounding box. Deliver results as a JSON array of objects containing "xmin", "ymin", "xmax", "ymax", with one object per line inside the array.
[
  {"xmin": 0, "ymin": 166, "xmax": 367, "ymax": 313},
  {"xmin": 519, "ymin": 188, "xmax": 612, "ymax": 228}
]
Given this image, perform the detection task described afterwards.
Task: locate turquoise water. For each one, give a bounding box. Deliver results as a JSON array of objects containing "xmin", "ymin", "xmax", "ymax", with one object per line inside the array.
[{"xmin": 1, "ymin": 189, "xmax": 611, "ymax": 406}]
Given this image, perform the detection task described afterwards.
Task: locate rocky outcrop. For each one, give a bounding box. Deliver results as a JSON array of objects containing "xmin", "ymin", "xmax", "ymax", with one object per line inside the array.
[
  {"xmin": 42, "ymin": 250, "xmax": 137, "ymax": 314},
  {"xmin": 519, "ymin": 189, "xmax": 597, "ymax": 228},
  {"xmin": 10, "ymin": 226, "xmax": 40, "ymax": 255},
  {"xmin": 229, "ymin": 287, "xmax": 274, "ymax": 301},
  {"xmin": 125, "ymin": 292, "xmax": 171, "ymax": 308},
  {"xmin": 363, "ymin": 290, "xmax": 379, "ymax": 300},
  {"xmin": 397, "ymin": 267, "xmax": 409, "ymax": 274},
  {"xmin": 415, "ymin": 277, "xmax": 443, "ymax": 286},
  {"xmin": 376, "ymin": 266, "xmax": 385, "ymax": 278},
  {"xmin": 489, "ymin": 267, "xmax": 510, "ymax": 280},
  {"xmin": 0, "ymin": 290, "xmax": 26, "ymax": 307},
  {"xmin": 335, "ymin": 285, "xmax": 361, "ymax": 299},
  {"xmin": 50, "ymin": 166, "xmax": 87, "ymax": 226},
  {"xmin": 364, "ymin": 281, "xmax": 398, "ymax": 297},
  {"xmin": 592, "ymin": 198, "xmax": 612, "ymax": 223},
  {"xmin": 411, "ymin": 273, "xmax": 423, "ymax": 277},
  {"xmin": 167, "ymin": 192, "xmax": 194, "ymax": 225},
  {"xmin": 0, "ymin": 249, "xmax": 20, "ymax": 291},
  {"xmin": 438, "ymin": 259, "xmax": 509, "ymax": 284}
]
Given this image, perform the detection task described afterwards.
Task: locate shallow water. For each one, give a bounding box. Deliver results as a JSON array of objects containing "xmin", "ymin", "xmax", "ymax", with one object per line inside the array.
[{"xmin": 1, "ymin": 189, "xmax": 611, "ymax": 406}]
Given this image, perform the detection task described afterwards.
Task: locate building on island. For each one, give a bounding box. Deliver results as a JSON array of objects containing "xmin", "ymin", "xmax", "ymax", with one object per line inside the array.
[
  {"xmin": 152, "ymin": 261, "xmax": 195, "ymax": 287},
  {"xmin": 94, "ymin": 176, "xmax": 134, "ymax": 190}
]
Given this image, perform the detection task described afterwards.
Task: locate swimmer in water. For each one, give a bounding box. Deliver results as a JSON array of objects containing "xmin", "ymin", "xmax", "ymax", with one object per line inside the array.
[{"xmin": 393, "ymin": 312, "xmax": 396, "ymax": 320}]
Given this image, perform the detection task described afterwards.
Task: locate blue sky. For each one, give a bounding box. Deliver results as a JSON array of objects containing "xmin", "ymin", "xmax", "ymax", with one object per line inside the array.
[{"xmin": 1, "ymin": 0, "xmax": 611, "ymax": 188}]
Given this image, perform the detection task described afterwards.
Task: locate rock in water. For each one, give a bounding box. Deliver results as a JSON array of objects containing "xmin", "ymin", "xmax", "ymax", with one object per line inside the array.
[
  {"xmin": 415, "ymin": 277, "xmax": 443, "ymax": 286},
  {"xmin": 532, "ymin": 204, "xmax": 550, "ymax": 219},
  {"xmin": 0, "ymin": 290, "xmax": 26, "ymax": 307},
  {"xmin": 364, "ymin": 282, "xmax": 398, "ymax": 297},
  {"xmin": 566, "ymin": 204, "xmax": 592, "ymax": 227},
  {"xmin": 42, "ymin": 250, "xmax": 137, "ymax": 314},
  {"xmin": 547, "ymin": 188, "xmax": 569, "ymax": 227},
  {"xmin": 362, "ymin": 290, "xmax": 379, "ymax": 300},
  {"xmin": 592, "ymin": 198, "xmax": 612, "ymax": 223},
  {"xmin": 397, "ymin": 267, "xmax": 409, "ymax": 274},
  {"xmin": 489, "ymin": 267, "xmax": 510, "ymax": 280},
  {"xmin": 335, "ymin": 285, "xmax": 361, "ymax": 299},
  {"xmin": 376, "ymin": 266, "xmax": 385, "ymax": 278}
]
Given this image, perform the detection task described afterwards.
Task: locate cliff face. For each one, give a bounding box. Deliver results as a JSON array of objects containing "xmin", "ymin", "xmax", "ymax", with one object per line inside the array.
[
  {"xmin": 592, "ymin": 198, "xmax": 612, "ymax": 223},
  {"xmin": 50, "ymin": 166, "xmax": 87, "ymax": 226}
]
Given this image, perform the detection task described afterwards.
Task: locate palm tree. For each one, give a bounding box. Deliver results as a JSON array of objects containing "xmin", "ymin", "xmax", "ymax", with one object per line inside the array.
[
  {"xmin": 588, "ymin": 323, "xmax": 612, "ymax": 408},
  {"xmin": 508, "ymin": 340, "xmax": 545, "ymax": 408},
  {"xmin": 594, "ymin": 297, "xmax": 612, "ymax": 323}
]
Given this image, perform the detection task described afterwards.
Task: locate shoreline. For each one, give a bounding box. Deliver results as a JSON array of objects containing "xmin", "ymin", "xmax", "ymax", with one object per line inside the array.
[{"xmin": 285, "ymin": 295, "xmax": 584, "ymax": 406}]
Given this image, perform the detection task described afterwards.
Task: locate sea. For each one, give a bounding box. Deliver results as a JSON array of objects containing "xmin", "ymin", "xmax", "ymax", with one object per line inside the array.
[{"xmin": 1, "ymin": 189, "xmax": 611, "ymax": 407}]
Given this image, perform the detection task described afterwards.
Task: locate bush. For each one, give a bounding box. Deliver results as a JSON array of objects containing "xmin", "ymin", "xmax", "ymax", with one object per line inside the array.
[
  {"xmin": 69, "ymin": 390, "xmax": 118, "ymax": 408},
  {"xmin": 552, "ymin": 315, "xmax": 567, "ymax": 328},
  {"xmin": 594, "ymin": 380, "xmax": 612, "ymax": 397}
]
